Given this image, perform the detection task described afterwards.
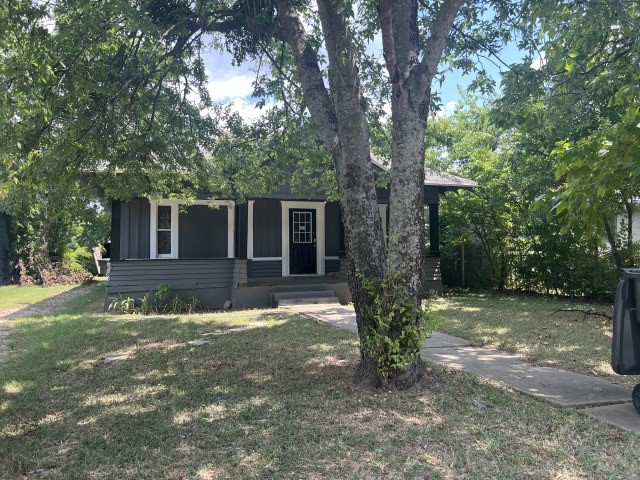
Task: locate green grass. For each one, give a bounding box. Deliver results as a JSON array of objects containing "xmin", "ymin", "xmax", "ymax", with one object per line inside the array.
[
  {"xmin": 1, "ymin": 287, "xmax": 640, "ymax": 478},
  {"xmin": 0, "ymin": 284, "xmax": 80, "ymax": 312},
  {"xmin": 433, "ymin": 292, "xmax": 640, "ymax": 387}
]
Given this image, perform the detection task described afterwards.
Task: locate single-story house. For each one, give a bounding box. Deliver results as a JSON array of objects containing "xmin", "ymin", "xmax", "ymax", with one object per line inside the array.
[{"xmin": 105, "ymin": 159, "xmax": 476, "ymax": 308}]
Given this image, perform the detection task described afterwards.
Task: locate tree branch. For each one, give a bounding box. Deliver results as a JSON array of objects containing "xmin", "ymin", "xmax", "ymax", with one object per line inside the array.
[
  {"xmin": 274, "ymin": 0, "xmax": 339, "ymax": 153},
  {"xmin": 419, "ymin": 0, "xmax": 467, "ymax": 82}
]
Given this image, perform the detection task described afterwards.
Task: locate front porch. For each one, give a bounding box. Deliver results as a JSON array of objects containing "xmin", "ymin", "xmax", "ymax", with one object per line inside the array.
[
  {"xmin": 106, "ymin": 257, "xmax": 352, "ymax": 309},
  {"xmin": 105, "ymin": 254, "xmax": 441, "ymax": 309}
]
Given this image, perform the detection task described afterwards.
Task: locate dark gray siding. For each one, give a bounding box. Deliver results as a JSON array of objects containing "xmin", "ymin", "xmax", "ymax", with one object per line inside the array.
[
  {"xmin": 253, "ymin": 199, "xmax": 282, "ymax": 257},
  {"xmin": 380, "ymin": 204, "xmax": 389, "ymax": 235},
  {"xmin": 0, "ymin": 213, "xmax": 10, "ymax": 285},
  {"xmin": 423, "ymin": 256, "xmax": 442, "ymax": 295},
  {"xmin": 424, "ymin": 186, "xmax": 440, "ymax": 204},
  {"xmin": 325, "ymin": 202, "xmax": 341, "ymax": 257},
  {"xmin": 325, "ymin": 259, "xmax": 340, "ymax": 273},
  {"xmin": 106, "ymin": 259, "xmax": 236, "ymax": 309},
  {"xmin": 112, "ymin": 198, "xmax": 150, "ymax": 260},
  {"xmin": 247, "ymin": 260, "xmax": 282, "ymax": 278},
  {"xmin": 376, "ymin": 187, "xmax": 390, "ymax": 202},
  {"xmin": 111, "ymin": 201, "xmax": 121, "ymax": 260},
  {"xmin": 179, "ymin": 205, "xmax": 228, "ymax": 258},
  {"xmin": 107, "ymin": 259, "xmax": 235, "ymax": 292}
]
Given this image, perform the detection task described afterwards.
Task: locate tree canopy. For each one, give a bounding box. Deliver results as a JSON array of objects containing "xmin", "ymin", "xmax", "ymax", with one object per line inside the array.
[
  {"xmin": 5, "ymin": 0, "xmax": 636, "ymax": 385},
  {"xmin": 498, "ymin": 0, "xmax": 640, "ymax": 267}
]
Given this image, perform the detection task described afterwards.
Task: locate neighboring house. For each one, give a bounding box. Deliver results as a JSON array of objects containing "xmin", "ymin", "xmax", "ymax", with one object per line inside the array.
[
  {"xmin": 616, "ymin": 209, "xmax": 640, "ymax": 243},
  {"xmin": 105, "ymin": 159, "xmax": 477, "ymax": 308},
  {"xmin": 0, "ymin": 212, "xmax": 10, "ymax": 285}
]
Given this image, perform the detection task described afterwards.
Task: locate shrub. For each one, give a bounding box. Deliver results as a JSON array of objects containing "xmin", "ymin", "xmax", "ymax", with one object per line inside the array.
[
  {"xmin": 14, "ymin": 255, "xmax": 93, "ymax": 286},
  {"xmin": 63, "ymin": 246, "xmax": 96, "ymax": 276},
  {"xmin": 108, "ymin": 284, "xmax": 204, "ymax": 315},
  {"xmin": 40, "ymin": 262, "xmax": 93, "ymax": 286}
]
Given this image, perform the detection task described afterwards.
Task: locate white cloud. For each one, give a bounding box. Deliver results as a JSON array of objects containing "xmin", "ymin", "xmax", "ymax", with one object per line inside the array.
[
  {"xmin": 206, "ymin": 73, "xmax": 255, "ymax": 102},
  {"xmin": 201, "ymin": 65, "xmax": 275, "ymax": 123},
  {"xmin": 531, "ymin": 52, "xmax": 546, "ymax": 70},
  {"xmin": 228, "ymin": 97, "xmax": 275, "ymax": 122},
  {"xmin": 435, "ymin": 101, "xmax": 457, "ymax": 118}
]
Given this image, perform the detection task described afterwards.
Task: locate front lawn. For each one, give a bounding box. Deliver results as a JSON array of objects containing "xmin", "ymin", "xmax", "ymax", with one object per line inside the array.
[
  {"xmin": 1, "ymin": 287, "xmax": 639, "ymax": 478},
  {"xmin": 433, "ymin": 293, "xmax": 639, "ymax": 387},
  {"xmin": 0, "ymin": 284, "xmax": 79, "ymax": 312}
]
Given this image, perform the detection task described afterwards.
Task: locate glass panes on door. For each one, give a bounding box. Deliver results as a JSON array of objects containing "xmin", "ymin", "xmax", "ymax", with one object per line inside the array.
[
  {"xmin": 157, "ymin": 205, "xmax": 172, "ymax": 255},
  {"xmin": 293, "ymin": 211, "xmax": 313, "ymax": 243}
]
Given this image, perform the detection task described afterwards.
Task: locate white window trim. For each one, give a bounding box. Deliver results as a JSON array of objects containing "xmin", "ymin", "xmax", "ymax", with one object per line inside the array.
[
  {"xmin": 150, "ymin": 201, "xmax": 179, "ymax": 259},
  {"xmin": 149, "ymin": 199, "xmax": 235, "ymax": 259},
  {"xmin": 247, "ymin": 200, "xmax": 255, "ymax": 259},
  {"xmin": 281, "ymin": 201, "xmax": 325, "ymax": 276}
]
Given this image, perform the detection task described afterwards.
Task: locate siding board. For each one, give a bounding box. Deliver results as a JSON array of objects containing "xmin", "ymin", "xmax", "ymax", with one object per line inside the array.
[
  {"xmin": 106, "ymin": 259, "xmax": 236, "ymax": 305},
  {"xmin": 325, "ymin": 202, "xmax": 341, "ymax": 257},
  {"xmin": 253, "ymin": 199, "xmax": 282, "ymax": 258},
  {"xmin": 247, "ymin": 260, "xmax": 282, "ymax": 278},
  {"xmin": 113, "ymin": 198, "xmax": 151, "ymax": 260},
  {"xmin": 111, "ymin": 201, "xmax": 121, "ymax": 260},
  {"xmin": 236, "ymin": 203, "xmax": 248, "ymax": 259},
  {"xmin": 424, "ymin": 256, "xmax": 442, "ymax": 281},
  {"xmin": 325, "ymin": 259, "xmax": 340, "ymax": 273}
]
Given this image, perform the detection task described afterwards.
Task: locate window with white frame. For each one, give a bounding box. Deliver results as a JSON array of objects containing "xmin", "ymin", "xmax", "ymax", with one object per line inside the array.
[
  {"xmin": 150, "ymin": 199, "xmax": 235, "ymax": 259},
  {"xmin": 156, "ymin": 205, "xmax": 174, "ymax": 257}
]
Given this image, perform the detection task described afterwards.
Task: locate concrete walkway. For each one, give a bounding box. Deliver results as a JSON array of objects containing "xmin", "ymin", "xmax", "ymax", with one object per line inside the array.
[{"xmin": 289, "ymin": 304, "xmax": 640, "ymax": 436}]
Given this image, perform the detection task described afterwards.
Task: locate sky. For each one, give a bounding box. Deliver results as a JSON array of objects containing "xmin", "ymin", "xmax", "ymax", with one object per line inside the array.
[{"xmin": 200, "ymin": 35, "xmax": 531, "ymax": 121}]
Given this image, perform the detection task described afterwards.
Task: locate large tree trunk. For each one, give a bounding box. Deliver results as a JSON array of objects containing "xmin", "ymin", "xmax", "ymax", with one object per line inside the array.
[
  {"xmin": 275, "ymin": 0, "xmax": 464, "ymax": 389},
  {"xmin": 277, "ymin": 0, "xmax": 387, "ymax": 387},
  {"xmin": 377, "ymin": 0, "xmax": 464, "ymax": 387}
]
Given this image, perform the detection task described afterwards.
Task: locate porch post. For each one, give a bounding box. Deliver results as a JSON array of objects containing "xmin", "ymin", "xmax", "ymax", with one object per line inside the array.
[
  {"xmin": 236, "ymin": 203, "xmax": 248, "ymax": 259},
  {"xmin": 429, "ymin": 203, "xmax": 440, "ymax": 256}
]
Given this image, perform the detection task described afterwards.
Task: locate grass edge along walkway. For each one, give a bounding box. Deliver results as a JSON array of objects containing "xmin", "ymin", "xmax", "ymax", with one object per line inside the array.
[{"xmin": 291, "ymin": 304, "xmax": 640, "ymax": 436}]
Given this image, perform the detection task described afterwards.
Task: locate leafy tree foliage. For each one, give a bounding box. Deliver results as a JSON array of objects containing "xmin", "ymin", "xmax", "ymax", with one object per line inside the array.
[
  {"xmin": 429, "ymin": 99, "xmax": 618, "ymax": 298},
  {"xmin": 1, "ymin": 0, "xmax": 524, "ymax": 387},
  {"xmin": 499, "ymin": 0, "xmax": 640, "ymax": 268}
]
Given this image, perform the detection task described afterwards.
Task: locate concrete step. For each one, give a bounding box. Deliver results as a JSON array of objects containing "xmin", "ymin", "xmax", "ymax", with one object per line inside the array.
[
  {"xmin": 272, "ymin": 290, "xmax": 336, "ymax": 301},
  {"xmin": 270, "ymin": 284, "xmax": 329, "ymax": 294},
  {"xmin": 277, "ymin": 297, "xmax": 341, "ymax": 307}
]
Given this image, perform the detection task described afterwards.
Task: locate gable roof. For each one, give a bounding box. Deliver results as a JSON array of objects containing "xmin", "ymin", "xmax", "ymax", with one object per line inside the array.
[{"xmin": 370, "ymin": 154, "xmax": 478, "ymax": 190}]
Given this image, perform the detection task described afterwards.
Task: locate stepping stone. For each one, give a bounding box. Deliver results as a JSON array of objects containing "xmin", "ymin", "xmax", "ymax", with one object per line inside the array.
[
  {"xmin": 103, "ymin": 352, "xmax": 131, "ymax": 364},
  {"xmin": 187, "ymin": 340, "xmax": 209, "ymax": 346},
  {"xmin": 293, "ymin": 305, "xmax": 359, "ymax": 333},
  {"xmin": 200, "ymin": 327, "xmax": 247, "ymax": 337}
]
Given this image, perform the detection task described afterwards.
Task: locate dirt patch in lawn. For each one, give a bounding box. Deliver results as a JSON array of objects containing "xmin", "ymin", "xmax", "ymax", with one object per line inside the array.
[{"xmin": 0, "ymin": 284, "xmax": 96, "ymax": 362}]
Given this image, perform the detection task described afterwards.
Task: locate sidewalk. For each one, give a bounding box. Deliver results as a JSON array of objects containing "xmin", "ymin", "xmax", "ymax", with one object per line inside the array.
[{"xmin": 289, "ymin": 304, "xmax": 640, "ymax": 436}]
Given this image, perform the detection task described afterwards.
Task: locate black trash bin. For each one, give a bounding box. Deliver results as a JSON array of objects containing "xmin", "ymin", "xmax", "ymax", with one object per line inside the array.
[{"xmin": 611, "ymin": 268, "xmax": 640, "ymax": 414}]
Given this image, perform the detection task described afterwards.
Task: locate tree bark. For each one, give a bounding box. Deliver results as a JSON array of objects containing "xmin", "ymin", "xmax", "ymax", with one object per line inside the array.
[
  {"xmin": 277, "ymin": 0, "xmax": 387, "ymax": 386},
  {"xmin": 376, "ymin": 0, "xmax": 464, "ymax": 387},
  {"xmin": 274, "ymin": 0, "xmax": 465, "ymax": 388}
]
